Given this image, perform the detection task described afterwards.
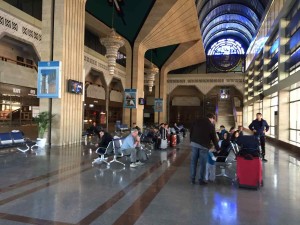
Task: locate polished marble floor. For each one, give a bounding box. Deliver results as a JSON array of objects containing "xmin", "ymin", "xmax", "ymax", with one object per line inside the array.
[{"xmin": 0, "ymin": 137, "xmax": 300, "ymax": 225}]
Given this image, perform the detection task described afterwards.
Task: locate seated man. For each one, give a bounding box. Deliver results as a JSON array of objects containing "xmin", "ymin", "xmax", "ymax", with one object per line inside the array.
[
  {"xmin": 87, "ymin": 122, "xmax": 101, "ymax": 135},
  {"xmin": 132, "ymin": 122, "xmax": 142, "ymax": 135},
  {"xmin": 217, "ymin": 125, "xmax": 227, "ymax": 140},
  {"xmin": 174, "ymin": 122, "xmax": 186, "ymax": 137},
  {"xmin": 120, "ymin": 129, "xmax": 144, "ymax": 168}
]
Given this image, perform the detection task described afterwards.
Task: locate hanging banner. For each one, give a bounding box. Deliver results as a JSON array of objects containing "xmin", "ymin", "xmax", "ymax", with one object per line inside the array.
[
  {"xmin": 123, "ymin": 89, "xmax": 137, "ymax": 108},
  {"xmin": 154, "ymin": 98, "xmax": 163, "ymax": 112},
  {"xmin": 37, "ymin": 61, "xmax": 61, "ymax": 98}
]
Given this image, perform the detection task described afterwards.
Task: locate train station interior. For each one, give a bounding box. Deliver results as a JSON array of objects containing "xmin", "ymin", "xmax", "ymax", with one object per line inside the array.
[{"xmin": 0, "ymin": 0, "xmax": 300, "ymax": 224}]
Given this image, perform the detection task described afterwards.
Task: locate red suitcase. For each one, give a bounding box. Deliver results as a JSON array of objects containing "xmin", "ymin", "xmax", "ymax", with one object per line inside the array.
[
  {"xmin": 236, "ymin": 156, "xmax": 263, "ymax": 189},
  {"xmin": 170, "ymin": 134, "xmax": 177, "ymax": 147}
]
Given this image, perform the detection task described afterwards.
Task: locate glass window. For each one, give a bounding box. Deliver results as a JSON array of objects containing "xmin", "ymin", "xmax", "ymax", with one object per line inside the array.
[
  {"xmin": 208, "ymin": 39, "xmax": 245, "ymax": 55},
  {"xmin": 269, "ymin": 92, "xmax": 278, "ymax": 136}
]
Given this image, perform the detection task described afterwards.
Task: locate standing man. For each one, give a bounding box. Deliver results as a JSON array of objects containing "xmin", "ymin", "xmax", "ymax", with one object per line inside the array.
[
  {"xmin": 248, "ymin": 113, "xmax": 269, "ymax": 162},
  {"xmin": 190, "ymin": 113, "xmax": 220, "ymax": 185}
]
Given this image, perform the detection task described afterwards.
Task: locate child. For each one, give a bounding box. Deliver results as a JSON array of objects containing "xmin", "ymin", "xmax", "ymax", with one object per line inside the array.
[{"xmin": 206, "ymin": 149, "xmax": 217, "ymax": 182}]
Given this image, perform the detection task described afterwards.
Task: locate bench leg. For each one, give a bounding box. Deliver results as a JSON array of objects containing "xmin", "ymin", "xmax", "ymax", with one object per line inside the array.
[
  {"xmin": 216, "ymin": 167, "xmax": 233, "ymax": 180},
  {"xmin": 17, "ymin": 144, "xmax": 30, "ymax": 153},
  {"xmin": 92, "ymin": 155, "xmax": 110, "ymax": 166},
  {"xmin": 109, "ymin": 155, "xmax": 125, "ymax": 167}
]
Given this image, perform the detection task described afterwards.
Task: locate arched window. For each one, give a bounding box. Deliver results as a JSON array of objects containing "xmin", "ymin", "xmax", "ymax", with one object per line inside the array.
[{"xmin": 208, "ymin": 39, "xmax": 245, "ymax": 55}]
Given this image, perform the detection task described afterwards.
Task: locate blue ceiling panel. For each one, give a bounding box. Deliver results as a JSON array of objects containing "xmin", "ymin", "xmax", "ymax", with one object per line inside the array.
[
  {"xmin": 201, "ymin": 4, "xmax": 260, "ymax": 29},
  {"xmin": 201, "ymin": 14, "xmax": 256, "ymax": 36},
  {"xmin": 203, "ymin": 23, "xmax": 252, "ymax": 46},
  {"xmin": 196, "ymin": 0, "xmax": 270, "ymax": 53},
  {"xmin": 205, "ymin": 31, "xmax": 250, "ymax": 49}
]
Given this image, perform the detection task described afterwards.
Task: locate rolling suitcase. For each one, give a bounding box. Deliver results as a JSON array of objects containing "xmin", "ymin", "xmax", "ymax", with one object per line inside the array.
[
  {"xmin": 170, "ymin": 134, "xmax": 177, "ymax": 147},
  {"xmin": 236, "ymin": 156, "xmax": 263, "ymax": 189}
]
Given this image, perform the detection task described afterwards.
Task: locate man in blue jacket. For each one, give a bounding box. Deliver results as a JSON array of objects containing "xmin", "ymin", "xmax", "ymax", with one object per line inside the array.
[{"xmin": 248, "ymin": 113, "xmax": 269, "ymax": 162}]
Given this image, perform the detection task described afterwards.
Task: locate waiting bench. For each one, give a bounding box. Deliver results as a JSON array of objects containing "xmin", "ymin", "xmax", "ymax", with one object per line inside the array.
[
  {"xmin": 0, "ymin": 131, "xmax": 35, "ymax": 152},
  {"xmin": 115, "ymin": 124, "xmax": 129, "ymax": 132},
  {"xmin": 93, "ymin": 137, "xmax": 146, "ymax": 168}
]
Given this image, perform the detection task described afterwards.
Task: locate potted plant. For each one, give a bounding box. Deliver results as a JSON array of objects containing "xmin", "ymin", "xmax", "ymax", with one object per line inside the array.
[{"xmin": 33, "ymin": 111, "xmax": 55, "ymax": 148}]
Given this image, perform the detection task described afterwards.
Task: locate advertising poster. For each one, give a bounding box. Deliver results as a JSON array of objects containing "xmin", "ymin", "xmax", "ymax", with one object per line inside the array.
[
  {"xmin": 123, "ymin": 89, "xmax": 137, "ymax": 108},
  {"xmin": 37, "ymin": 61, "xmax": 61, "ymax": 98},
  {"xmin": 154, "ymin": 98, "xmax": 163, "ymax": 112}
]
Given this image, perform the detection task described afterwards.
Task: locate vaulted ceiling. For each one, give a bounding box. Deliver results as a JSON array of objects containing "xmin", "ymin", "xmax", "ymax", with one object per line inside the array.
[
  {"xmin": 86, "ymin": 0, "xmax": 271, "ymax": 70},
  {"xmin": 196, "ymin": 0, "xmax": 271, "ymax": 52},
  {"xmin": 86, "ymin": 0, "xmax": 179, "ymax": 68}
]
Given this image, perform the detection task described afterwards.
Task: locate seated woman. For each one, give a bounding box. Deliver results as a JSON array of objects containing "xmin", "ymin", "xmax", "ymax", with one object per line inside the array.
[
  {"xmin": 231, "ymin": 130, "xmax": 240, "ymax": 143},
  {"xmin": 215, "ymin": 132, "xmax": 231, "ymax": 157},
  {"xmin": 230, "ymin": 130, "xmax": 240, "ymax": 155},
  {"xmin": 96, "ymin": 130, "xmax": 113, "ymax": 154}
]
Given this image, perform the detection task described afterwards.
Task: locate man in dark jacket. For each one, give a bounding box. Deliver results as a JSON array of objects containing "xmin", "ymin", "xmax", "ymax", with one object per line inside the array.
[
  {"xmin": 190, "ymin": 113, "xmax": 220, "ymax": 185},
  {"xmin": 248, "ymin": 113, "xmax": 269, "ymax": 162}
]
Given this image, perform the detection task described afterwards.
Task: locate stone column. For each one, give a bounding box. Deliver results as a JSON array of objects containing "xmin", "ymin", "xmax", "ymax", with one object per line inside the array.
[
  {"xmin": 262, "ymin": 96, "xmax": 271, "ymax": 130},
  {"xmin": 154, "ymin": 71, "xmax": 160, "ymax": 124},
  {"xmin": 106, "ymin": 85, "xmax": 110, "ymax": 131},
  {"xmin": 263, "ymin": 45, "xmax": 271, "ymax": 91},
  {"xmin": 122, "ymin": 42, "xmax": 132, "ymax": 126},
  {"xmin": 277, "ymin": 89, "xmax": 289, "ymax": 142},
  {"xmin": 278, "ymin": 19, "xmax": 289, "ymax": 81},
  {"xmin": 40, "ymin": 0, "xmax": 86, "ymax": 146},
  {"xmin": 123, "ymin": 43, "xmax": 146, "ymax": 129},
  {"xmin": 242, "ymin": 106, "xmax": 248, "ymax": 128},
  {"xmin": 156, "ymin": 67, "xmax": 168, "ymax": 123}
]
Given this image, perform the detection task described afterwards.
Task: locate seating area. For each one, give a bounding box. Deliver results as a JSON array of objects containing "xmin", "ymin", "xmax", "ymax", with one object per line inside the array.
[
  {"xmin": 0, "ymin": 131, "xmax": 36, "ymax": 152},
  {"xmin": 92, "ymin": 136, "xmax": 152, "ymax": 168},
  {"xmin": 115, "ymin": 123, "xmax": 129, "ymax": 132},
  {"xmin": 0, "ymin": 131, "xmax": 26, "ymax": 148}
]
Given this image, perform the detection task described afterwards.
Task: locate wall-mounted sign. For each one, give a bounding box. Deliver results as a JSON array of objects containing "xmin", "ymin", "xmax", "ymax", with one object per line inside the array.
[
  {"xmin": 123, "ymin": 89, "xmax": 137, "ymax": 109},
  {"xmin": 154, "ymin": 98, "xmax": 163, "ymax": 112},
  {"xmin": 37, "ymin": 61, "xmax": 61, "ymax": 98}
]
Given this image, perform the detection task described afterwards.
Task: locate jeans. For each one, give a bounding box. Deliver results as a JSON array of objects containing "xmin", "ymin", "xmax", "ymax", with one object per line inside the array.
[
  {"xmin": 190, "ymin": 146, "xmax": 208, "ymax": 181},
  {"xmin": 122, "ymin": 148, "xmax": 141, "ymax": 163},
  {"xmin": 205, "ymin": 163, "xmax": 216, "ymax": 181},
  {"xmin": 256, "ymin": 135, "xmax": 266, "ymax": 158}
]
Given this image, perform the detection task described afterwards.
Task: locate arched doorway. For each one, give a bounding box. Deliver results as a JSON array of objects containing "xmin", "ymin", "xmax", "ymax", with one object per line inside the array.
[
  {"xmin": 84, "ymin": 69, "xmax": 107, "ymax": 130},
  {"xmin": 108, "ymin": 78, "xmax": 124, "ymax": 131},
  {"xmin": 169, "ymin": 86, "xmax": 204, "ymax": 128},
  {"xmin": 143, "ymin": 85, "xmax": 155, "ymax": 125},
  {"xmin": 206, "ymin": 86, "xmax": 243, "ymax": 128}
]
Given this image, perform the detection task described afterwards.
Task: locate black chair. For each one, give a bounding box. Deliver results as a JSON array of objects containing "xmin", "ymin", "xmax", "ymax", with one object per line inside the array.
[
  {"xmin": 92, "ymin": 141, "xmax": 114, "ymax": 166},
  {"xmin": 215, "ymin": 144, "xmax": 237, "ymax": 180},
  {"xmin": 110, "ymin": 138, "xmax": 126, "ymax": 167}
]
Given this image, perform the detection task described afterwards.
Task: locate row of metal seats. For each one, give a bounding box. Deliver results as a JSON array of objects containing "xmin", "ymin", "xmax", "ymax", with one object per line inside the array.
[
  {"xmin": 0, "ymin": 131, "xmax": 37, "ymax": 152},
  {"xmin": 92, "ymin": 137, "xmax": 127, "ymax": 167},
  {"xmin": 92, "ymin": 136, "xmax": 151, "ymax": 167},
  {"xmin": 0, "ymin": 131, "xmax": 25, "ymax": 148}
]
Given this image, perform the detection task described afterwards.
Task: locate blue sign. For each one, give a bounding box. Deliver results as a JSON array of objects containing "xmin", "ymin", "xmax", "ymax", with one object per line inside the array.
[
  {"xmin": 123, "ymin": 89, "xmax": 137, "ymax": 109},
  {"xmin": 37, "ymin": 61, "xmax": 61, "ymax": 98},
  {"xmin": 154, "ymin": 98, "xmax": 163, "ymax": 112}
]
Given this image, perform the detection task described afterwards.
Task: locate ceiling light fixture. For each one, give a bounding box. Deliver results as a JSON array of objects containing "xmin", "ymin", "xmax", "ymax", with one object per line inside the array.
[
  {"xmin": 145, "ymin": 50, "xmax": 159, "ymax": 93},
  {"xmin": 100, "ymin": 0, "xmax": 124, "ymax": 76}
]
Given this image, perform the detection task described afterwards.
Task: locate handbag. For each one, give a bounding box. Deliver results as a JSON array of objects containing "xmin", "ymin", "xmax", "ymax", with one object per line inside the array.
[{"xmin": 160, "ymin": 139, "xmax": 168, "ymax": 149}]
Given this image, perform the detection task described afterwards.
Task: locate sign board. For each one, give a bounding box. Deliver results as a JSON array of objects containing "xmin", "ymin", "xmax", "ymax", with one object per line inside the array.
[
  {"xmin": 154, "ymin": 98, "xmax": 163, "ymax": 112},
  {"xmin": 123, "ymin": 89, "xmax": 137, "ymax": 109},
  {"xmin": 37, "ymin": 61, "xmax": 61, "ymax": 98}
]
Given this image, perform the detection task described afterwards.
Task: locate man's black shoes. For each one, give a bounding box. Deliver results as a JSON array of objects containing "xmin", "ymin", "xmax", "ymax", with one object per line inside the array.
[{"xmin": 199, "ymin": 180, "xmax": 208, "ymax": 185}]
